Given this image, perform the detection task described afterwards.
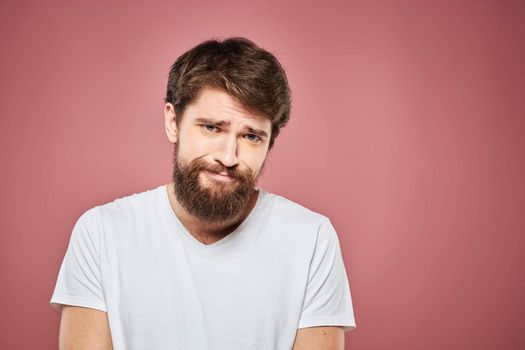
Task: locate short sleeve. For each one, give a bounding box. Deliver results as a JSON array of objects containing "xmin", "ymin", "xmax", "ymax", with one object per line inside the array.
[
  {"xmin": 298, "ymin": 219, "xmax": 356, "ymax": 332},
  {"xmin": 50, "ymin": 208, "xmax": 107, "ymax": 312}
]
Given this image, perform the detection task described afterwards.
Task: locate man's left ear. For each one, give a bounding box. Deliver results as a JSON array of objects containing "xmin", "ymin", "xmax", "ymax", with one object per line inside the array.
[{"xmin": 164, "ymin": 102, "xmax": 178, "ymax": 144}]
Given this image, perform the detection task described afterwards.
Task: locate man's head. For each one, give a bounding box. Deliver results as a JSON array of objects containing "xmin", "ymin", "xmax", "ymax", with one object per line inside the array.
[
  {"xmin": 164, "ymin": 38, "xmax": 291, "ymax": 224},
  {"xmin": 165, "ymin": 37, "xmax": 291, "ymax": 150}
]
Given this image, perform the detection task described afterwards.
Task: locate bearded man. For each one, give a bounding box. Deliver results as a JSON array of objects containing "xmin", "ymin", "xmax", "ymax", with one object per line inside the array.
[{"xmin": 50, "ymin": 37, "xmax": 356, "ymax": 350}]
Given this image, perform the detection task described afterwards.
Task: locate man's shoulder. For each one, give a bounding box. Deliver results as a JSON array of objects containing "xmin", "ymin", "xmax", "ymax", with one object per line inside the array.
[
  {"xmin": 261, "ymin": 189, "xmax": 329, "ymax": 226},
  {"xmin": 80, "ymin": 184, "xmax": 165, "ymax": 223}
]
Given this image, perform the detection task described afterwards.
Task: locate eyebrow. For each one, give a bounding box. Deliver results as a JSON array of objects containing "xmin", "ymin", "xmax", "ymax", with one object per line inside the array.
[{"xmin": 195, "ymin": 117, "xmax": 269, "ymax": 138}]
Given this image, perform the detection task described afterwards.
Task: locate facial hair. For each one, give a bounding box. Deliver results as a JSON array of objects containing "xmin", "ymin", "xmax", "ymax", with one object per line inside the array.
[{"xmin": 171, "ymin": 146, "xmax": 263, "ymax": 224}]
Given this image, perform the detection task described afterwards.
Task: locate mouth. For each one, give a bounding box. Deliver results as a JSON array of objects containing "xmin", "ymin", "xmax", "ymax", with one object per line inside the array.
[{"xmin": 203, "ymin": 170, "xmax": 237, "ymax": 182}]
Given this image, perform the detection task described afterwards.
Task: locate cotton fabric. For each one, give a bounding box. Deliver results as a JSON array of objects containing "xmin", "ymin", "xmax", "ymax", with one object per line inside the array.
[{"xmin": 50, "ymin": 184, "xmax": 356, "ymax": 349}]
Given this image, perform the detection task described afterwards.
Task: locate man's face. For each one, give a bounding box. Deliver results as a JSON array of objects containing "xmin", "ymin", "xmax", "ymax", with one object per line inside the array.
[{"xmin": 165, "ymin": 86, "xmax": 272, "ymax": 223}]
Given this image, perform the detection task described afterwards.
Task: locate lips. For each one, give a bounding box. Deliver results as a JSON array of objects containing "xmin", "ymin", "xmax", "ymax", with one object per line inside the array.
[
  {"xmin": 203, "ymin": 170, "xmax": 237, "ymax": 182},
  {"xmin": 212, "ymin": 171, "xmax": 231, "ymax": 177},
  {"xmin": 213, "ymin": 172, "xmax": 232, "ymax": 178}
]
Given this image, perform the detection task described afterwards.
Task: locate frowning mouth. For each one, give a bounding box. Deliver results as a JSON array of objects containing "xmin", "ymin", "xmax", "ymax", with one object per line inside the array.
[{"xmin": 203, "ymin": 170, "xmax": 237, "ymax": 182}]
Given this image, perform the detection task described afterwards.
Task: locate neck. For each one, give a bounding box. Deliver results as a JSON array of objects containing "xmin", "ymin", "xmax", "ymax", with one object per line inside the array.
[{"xmin": 166, "ymin": 182, "xmax": 259, "ymax": 245}]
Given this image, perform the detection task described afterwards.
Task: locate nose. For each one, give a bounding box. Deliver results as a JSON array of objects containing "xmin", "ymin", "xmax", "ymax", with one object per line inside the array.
[{"xmin": 213, "ymin": 134, "xmax": 239, "ymax": 168}]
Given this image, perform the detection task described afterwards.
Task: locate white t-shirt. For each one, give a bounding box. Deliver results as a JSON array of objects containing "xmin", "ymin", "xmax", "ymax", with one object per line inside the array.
[{"xmin": 50, "ymin": 184, "xmax": 356, "ymax": 349}]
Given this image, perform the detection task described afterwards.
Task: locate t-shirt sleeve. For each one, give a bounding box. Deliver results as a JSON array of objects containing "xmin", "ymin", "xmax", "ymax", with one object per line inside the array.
[
  {"xmin": 298, "ymin": 219, "xmax": 356, "ymax": 332},
  {"xmin": 50, "ymin": 207, "xmax": 107, "ymax": 312}
]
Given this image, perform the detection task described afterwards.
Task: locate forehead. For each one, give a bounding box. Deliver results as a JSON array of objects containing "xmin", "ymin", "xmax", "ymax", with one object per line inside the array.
[{"xmin": 184, "ymin": 86, "xmax": 271, "ymax": 127}]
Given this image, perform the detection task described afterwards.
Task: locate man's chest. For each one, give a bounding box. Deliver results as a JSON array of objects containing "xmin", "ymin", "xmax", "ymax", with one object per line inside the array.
[{"xmin": 101, "ymin": 236, "xmax": 311, "ymax": 347}]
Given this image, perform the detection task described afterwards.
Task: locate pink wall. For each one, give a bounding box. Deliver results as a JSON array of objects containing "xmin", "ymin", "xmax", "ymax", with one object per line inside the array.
[{"xmin": 1, "ymin": 0, "xmax": 524, "ymax": 349}]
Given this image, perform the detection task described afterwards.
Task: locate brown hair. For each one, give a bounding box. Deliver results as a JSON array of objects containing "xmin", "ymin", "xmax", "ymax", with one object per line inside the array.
[{"xmin": 165, "ymin": 37, "xmax": 291, "ymax": 149}]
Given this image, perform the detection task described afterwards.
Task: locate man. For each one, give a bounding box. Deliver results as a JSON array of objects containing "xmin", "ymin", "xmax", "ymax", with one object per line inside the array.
[{"xmin": 50, "ymin": 37, "xmax": 356, "ymax": 349}]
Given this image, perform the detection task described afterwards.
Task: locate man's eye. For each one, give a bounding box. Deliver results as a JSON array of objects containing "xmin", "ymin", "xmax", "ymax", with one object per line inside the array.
[{"xmin": 245, "ymin": 134, "xmax": 262, "ymax": 143}]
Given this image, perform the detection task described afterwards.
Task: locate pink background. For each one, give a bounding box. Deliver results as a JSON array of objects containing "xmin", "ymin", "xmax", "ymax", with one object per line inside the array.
[{"xmin": 1, "ymin": 0, "xmax": 524, "ymax": 349}]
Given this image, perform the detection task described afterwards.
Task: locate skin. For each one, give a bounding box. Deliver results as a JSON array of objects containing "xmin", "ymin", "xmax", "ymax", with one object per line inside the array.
[
  {"xmin": 57, "ymin": 86, "xmax": 345, "ymax": 349},
  {"xmin": 292, "ymin": 327, "xmax": 345, "ymax": 350},
  {"xmin": 58, "ymin": 306, "xmax": 112, "ymax": 350}
]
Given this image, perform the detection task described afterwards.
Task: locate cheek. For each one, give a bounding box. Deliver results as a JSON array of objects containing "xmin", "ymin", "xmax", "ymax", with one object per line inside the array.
[
  {"xmin": 240, "ymin": 149, "xmax": 267, "ymax": 173},
  {"xmin": 178, "ymin": 131, "xmax": 213, "ymax": 159}
]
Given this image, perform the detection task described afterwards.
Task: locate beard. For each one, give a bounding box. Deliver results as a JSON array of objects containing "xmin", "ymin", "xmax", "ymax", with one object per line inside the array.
[{"xmin": 171, "ymin": 146, "xmax": 264, "ymax": 224}]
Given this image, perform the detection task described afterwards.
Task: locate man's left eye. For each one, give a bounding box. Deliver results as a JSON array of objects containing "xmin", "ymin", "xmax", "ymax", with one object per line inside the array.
[
  {"xmin": 245, "ymin": 134, "xmax": 261, "ymax": 142},
  {"xmin": 204, "ymin": 124, "xmax": 218, "ymax": 132}
]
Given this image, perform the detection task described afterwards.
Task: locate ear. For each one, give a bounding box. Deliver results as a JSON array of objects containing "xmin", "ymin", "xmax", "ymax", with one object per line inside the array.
[{"xmin": 164, "ymin": 102, "xmax": 178, "ymax": 144}]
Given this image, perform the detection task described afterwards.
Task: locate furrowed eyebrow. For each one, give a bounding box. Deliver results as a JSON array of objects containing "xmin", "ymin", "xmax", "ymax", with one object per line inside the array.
[
  {"xmin": 195, "ymin": 117, "xmax": 230, "ymax": 127},
  {"xmin": 245, "ymin": 127, "xmax": 268, "ymax": 138},
  {"xmin": 195, "ymin": 117, "xmax": 268, "ymax": 138}
]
